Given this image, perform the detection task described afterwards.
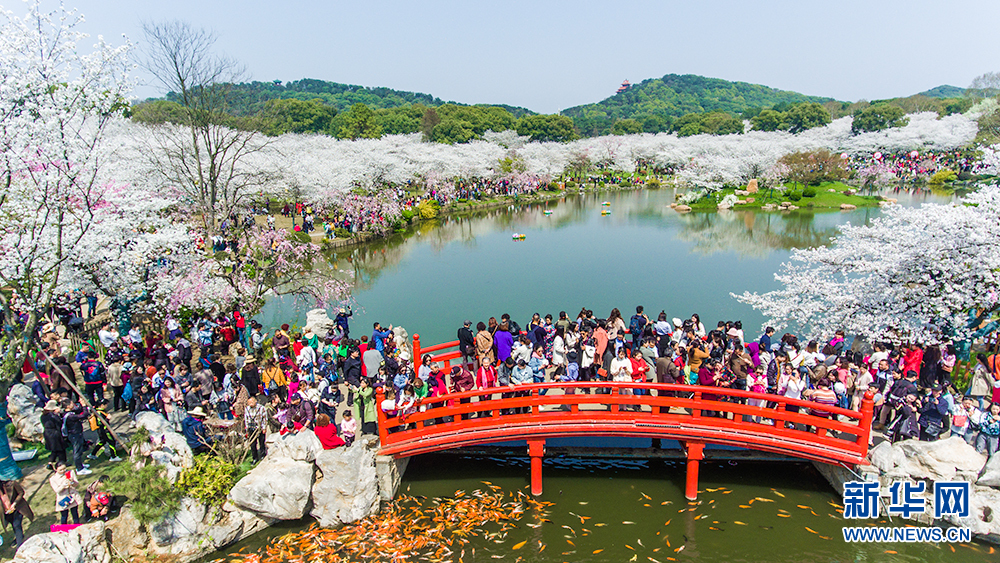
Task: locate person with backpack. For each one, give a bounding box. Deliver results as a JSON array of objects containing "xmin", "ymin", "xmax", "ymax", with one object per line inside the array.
[
  {"xmin": 62, "ymin": 401, "xmax": 92, "ymax": 476},
  {"xmin": 629, "ymin": 306, "xmax": 649, "ymax": 354},
  {"xmin": 80, "ymin": 352, "xmax": 107, "ymax": 407}
]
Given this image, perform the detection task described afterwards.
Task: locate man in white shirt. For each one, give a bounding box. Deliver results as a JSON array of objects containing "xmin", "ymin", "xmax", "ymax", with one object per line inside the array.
[{"xmin": 98, "ymin": 324, "xmax": 119, "ymax": 347}]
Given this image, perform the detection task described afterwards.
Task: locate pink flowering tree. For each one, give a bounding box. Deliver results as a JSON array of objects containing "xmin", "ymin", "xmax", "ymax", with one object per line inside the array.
[{"xmin": 156, "ymin": 226, "xmax": 349, "ymax": 316}]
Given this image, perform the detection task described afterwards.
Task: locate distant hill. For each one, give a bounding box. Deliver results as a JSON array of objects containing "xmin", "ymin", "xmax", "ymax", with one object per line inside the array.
[
  {"xmin": 166, "ymin": 78, "xmax": 535, "ymax": 117},
  {"xmin": 561, "ymin": 74, "xmax": 834, "ymax": 135},
  {"xmin": 918, "ymin": 85, "xmax": 966, "ymax": 99}
]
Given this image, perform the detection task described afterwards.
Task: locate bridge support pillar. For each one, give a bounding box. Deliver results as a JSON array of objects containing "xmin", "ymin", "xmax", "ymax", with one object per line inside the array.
[
  {"xmin": 684, "ymin": 441, "xmax": 705, "ymax": 501},
  {"xmin": 528, "ymin": 438, "xmax": 545, "ymax": 496}
]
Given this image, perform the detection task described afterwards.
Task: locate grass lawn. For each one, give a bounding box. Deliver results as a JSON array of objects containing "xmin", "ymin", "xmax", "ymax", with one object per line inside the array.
[{"xmin": 688, "ymin": 182, "xmax": 881, "ymax": 210}]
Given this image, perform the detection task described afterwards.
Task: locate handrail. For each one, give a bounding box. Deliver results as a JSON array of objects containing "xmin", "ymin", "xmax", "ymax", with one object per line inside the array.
[{"xmin": 376, "ymin": 382, "xmax": 875, "ymax": 465}]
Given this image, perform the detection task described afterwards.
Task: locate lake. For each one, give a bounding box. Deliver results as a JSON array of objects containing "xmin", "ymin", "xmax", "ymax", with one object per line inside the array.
[{"xmin": 221, "ymin": 187, "xmax": 988, "ymax": 563}]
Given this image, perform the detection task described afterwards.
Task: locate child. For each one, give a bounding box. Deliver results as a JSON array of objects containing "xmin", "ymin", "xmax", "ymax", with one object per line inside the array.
[{"xmin": 341, "ymin": 410, "xmax": 357, "ymax": 446}]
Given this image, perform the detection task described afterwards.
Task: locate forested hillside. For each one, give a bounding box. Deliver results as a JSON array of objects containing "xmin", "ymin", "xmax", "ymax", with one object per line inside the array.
[{"xmin": 561, "ymin": 74, "xmax": 833, "ymax": 135}]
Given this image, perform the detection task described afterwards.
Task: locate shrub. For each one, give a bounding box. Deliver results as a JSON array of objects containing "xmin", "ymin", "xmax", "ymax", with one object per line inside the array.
[
  {"xmin": 787, "ymin": 190, "xmax": 803, "ymax": 201},
  {"xmin": 416, "ymin": 200, "xmax": 439, "ymax": 219},
  {"xmin": 177, "ymin": 455, "xmax": 238, "ymax": 507},
  {"xmin": 400, "ymin": 209, "xmax": 415, "ymax": 223},
  {"xmin": 548, "ymin": 181, "xmax": 560, "ymax": 190},
  {"xmin": 333, "ymin": 227, "xmax": 352, "ymax": 238},
  {"xmin": 647, "ymin": 177, "xmax": 661, "ymax": 188},
  {"xmin": 105, "ymin": 464, "xmax": 182, "ymax": 526},
  {"xmin": 565, "ymin": 181, "xmax": 577, "ymax": 189},
  {"xmin": 802, "ymin": 186, "xmax": 818, "ymax": 198},
  {"xmin": 290, "ymin": 231, "xmax": 311, "ymax": 244},
  {"xmin": 928, "ymin": 169, "xmax": 958, "ymax": 185}
]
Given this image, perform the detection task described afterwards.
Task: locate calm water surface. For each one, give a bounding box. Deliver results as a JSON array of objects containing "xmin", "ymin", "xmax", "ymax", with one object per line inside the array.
[{"xmin": 261, "ymin": 187, "xmax": 948, "ymax": 344}]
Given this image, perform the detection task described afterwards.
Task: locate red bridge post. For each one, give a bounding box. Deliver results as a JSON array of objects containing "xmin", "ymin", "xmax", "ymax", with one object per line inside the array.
[
  {"xmin": 412, "ymin": 334, "xmax": 422, "ymax": 372},
  {"xmin": 528, "ymin": 438, "xmax": 545, "ymax": 496},
  {"xmin": 684, "ymin": 441, "xmax": 705, "ymax": 501}
]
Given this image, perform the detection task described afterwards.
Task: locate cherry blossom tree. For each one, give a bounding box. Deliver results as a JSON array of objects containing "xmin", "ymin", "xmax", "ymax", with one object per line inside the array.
[
  {"xmin": 733, "ymin": 186, "xmax": 1000, "ymax": 344},
  {"xmin": 0, "ymin": 1, "xmax": 133, "ymax": 379},
  {"xmin": 154, "ymin": 226, "xmax": 349, "ymax": 316}
]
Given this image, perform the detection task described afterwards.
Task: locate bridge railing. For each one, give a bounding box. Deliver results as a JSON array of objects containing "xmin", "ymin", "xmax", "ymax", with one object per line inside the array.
[{"xmin": 376, "ymin": 381, "xmax": 874, "ymax": 465}]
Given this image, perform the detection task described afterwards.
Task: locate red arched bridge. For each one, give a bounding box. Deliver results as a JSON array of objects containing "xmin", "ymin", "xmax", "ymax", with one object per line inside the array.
[{"xmin": 375, "ymin": 335, "xmax": 874, "ymax": 500}]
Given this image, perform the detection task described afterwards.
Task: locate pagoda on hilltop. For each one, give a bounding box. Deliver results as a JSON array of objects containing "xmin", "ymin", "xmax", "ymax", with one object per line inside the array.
[{"xmin": 617, "ymin": 79, "xmax": 631, "ymax": 94}]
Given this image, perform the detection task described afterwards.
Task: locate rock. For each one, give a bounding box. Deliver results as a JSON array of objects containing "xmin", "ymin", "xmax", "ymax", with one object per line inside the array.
[
  {"xmin": 786, "ymin": 205, "xmax": 799, "ymax": 210},
  {"xmin": 267, "ymin": 429, "xmax": 323, "ymax": 462},
  {"xmin": 376, "ymin": 455, "xmax": 410, "ymax": 501},
  {"xmin": 828, "ymin": 188, "xmax": 837, "ymax": 192},
  {"xmin": 761, "ymin": 204, "xmax": 776, "ymax": 210},
  {"xmin": 979, "ymin": 451, "xmax": 1000, "ymax": 487},
  {"xmin": 669, "ymin": 203, "xmax": 678, "ymax": 208},
  {"xmin": 304, "ymin": 309, "xmax": 335, "ymax": 335},
  {"xmin": 746, "ymin": 179, "xmax": 759, "ymax": 193},
  {"xmin": 736, "ymin": 200, "xmax": 746, "ymax": 205},
  {"xmin": 106, "ymin": 507, "xmax": 149, "ymax": 557},
  {"xmin": 230, "ymin": 458, "xmax": 314, "ymax": 520},
  {"xmin": 674, "ymin": 205, "xmax": 692, "ymax": 213},
  {"xmin": 840, "ymin": 203, "xmax": 857, "ymax": 210},
  {"xmin": 896, "ymin": 437, "xmax": 986, "ymax": 482},
  {"xmin": 945, "ymin": 485, "xmax": 1000, "ymax": 540},
  {"xmin": 393, "ymin": 326, "xmax": 411, "ymax": 363},
  {"xmin": 133, "ymin": 426, "xmax": 194, "ymax": 483},
  {"xmin": 868, "ymin": 441, "xmax": 895, "ymax": 473},
  {"xmin": 887, "ymin": 198, "xmax": 898, "ymax": 204},
  {"xmin": 781, "ymin": 201, "xmax": 792, "ymax": 207},
  {"xmin": 311, "ymin": 441, "xmax": 380, "ymax": 527},
  {"xmin": 150, "ymin": 497, "xmax": 206, "ymax": 547},
  {"xmin": 734, "ymin": 189, "xmax": 749, "ymax": 196},
  {"xmin": 13, "ymin": 521, "xmax": 109, "ymax": 563},
  {"xmin": 135, "ymin": 411, "xmax": 173, "ymax": 435},
  {"xmin": 6, "ymin": 383, "xmax": 44, "ymax": 442},
  {"xmin": 745, "ymin": 197, "xmax": 755, "ymax": 203}
]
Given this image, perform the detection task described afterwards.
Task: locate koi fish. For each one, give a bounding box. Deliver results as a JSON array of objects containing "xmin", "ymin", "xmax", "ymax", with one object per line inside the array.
[
  {"xmin": 804, "ymin": 527, "xmax": 818, "ymax": 534},
  {"xmin": 797, "ymin": 505, "xmax": 812, "ymax": 510},
  {"xmin": 512, "ymin": 540, "xmax": 527, "ymax": 550},
  {"xmin": 592, "ymin": 549, "xmax": 604, "ymax": 554},
  {"xmin": 734, "ymin": 521, "xmax": 747, "ymax": 525}
]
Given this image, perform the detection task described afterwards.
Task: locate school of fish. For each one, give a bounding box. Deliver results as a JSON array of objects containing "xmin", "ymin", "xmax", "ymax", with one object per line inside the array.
[{"xmin": 214, "ymin": 485, "xmax": 552, "ymax": 563}]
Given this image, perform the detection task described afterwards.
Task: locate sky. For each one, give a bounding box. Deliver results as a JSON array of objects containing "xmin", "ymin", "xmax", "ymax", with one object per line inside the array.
[{"xmin": 25, "ymin": 0, "xmax": 1000, "ymax": 114}]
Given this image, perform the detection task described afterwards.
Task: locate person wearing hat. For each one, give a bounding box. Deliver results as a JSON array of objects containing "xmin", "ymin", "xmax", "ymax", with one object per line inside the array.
[
  {"xmin": 917, "ymin": 383, "xmax": 949, "ymax": 441},
  {"xmin": 457, "ymin": 320, "xmax": 476, "ymax": 370},
  {"xmin": 335, "ymin": 307, "xmax": 353, "ymax": 340},
  {"xmin": 182, "ymin": 406, "xmax": 214, "ymax": 454},
  {"xmin": 41, "ymin": 400, "xmax": 67, "ymax": 470}
]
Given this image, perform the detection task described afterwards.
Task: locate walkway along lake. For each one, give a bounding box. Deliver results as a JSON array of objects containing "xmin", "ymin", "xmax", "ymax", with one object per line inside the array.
[{"xmin": 212, "ymin": 187, "xmax": 993, "ymax": 563}]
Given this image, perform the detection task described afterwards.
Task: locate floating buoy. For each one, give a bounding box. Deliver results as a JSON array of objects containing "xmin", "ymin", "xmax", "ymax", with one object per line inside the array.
[
  {"xmin": 543, "ymin": 210, "xmax": 553, "ymax": 215},
  {"xmin": 601, "ymin": 210, "xmax": 612, "ymax": 216},
  {"xmin": 512, "ymin": 233, "xmax": 526, "ymax": 240},
  {"xmin": 601, "ymin": 201, "xmax": 611, "ymax": 206}
]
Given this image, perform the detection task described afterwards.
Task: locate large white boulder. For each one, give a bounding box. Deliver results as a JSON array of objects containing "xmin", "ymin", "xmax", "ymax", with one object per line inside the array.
[
  {"xmin": 133, "ymin": 428, "xmax": 194, "ymax": 483},
  {"xmin": 12, "ymin": 521, "xmax": 109, "ymax": 563},
  {"xmin": 304, "ymin": 309, "xmax": 335, "ymax": 335},
  {"xmin": 944, "ymin": 485, "xmax": 1000, "ymax": 541},
  {"xmin": 267, "ymin": 429, "xmax": 323, "ymax": 463},
  {"xmin": 310, "ymin": 441, "xmax": 380, "ymax": 527},
  {"xmin": 229, "ymin": 457, "xmax": 315, "ymax": 520},
  {"xmin": 895, "ymin": 437, "xmax": 986, "ymax": 482},
  {"xmin": 6, "ymin": 383, "xmax": 44, "ymax": 442},
  {"xmin": 977, "ymin": 452, "xmax": 1000, "ymax": 488},
  {"xmin": 135, "ymin": 411, "xmax": 174, "ymax": 435}
]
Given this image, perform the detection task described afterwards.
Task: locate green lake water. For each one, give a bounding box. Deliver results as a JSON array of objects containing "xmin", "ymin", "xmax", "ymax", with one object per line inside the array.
[{"xmin": 228, "ymin": 187, "xmax": 989, "ymax": 563}]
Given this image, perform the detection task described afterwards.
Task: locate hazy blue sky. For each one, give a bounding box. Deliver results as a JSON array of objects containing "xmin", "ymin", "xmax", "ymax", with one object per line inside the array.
[{"xmin": 37, "ymin": 0, "xmax": 1000, "ymax": 113}]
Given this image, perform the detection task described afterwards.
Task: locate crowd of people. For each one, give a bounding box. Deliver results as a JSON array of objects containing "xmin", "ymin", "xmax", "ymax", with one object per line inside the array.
[{"xmin": 5, "ymin": 299, "xmax": 1000, "ymax": 551}]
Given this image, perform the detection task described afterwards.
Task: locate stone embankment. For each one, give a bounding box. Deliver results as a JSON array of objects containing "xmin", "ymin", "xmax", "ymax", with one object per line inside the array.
[
  {"xmin": 815, "ymin": 436, "xmax": 1000, "ymax": 544},
  {"xmin": 14, "ymin": 418, "xmax": 407, "ymax": 563}
]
